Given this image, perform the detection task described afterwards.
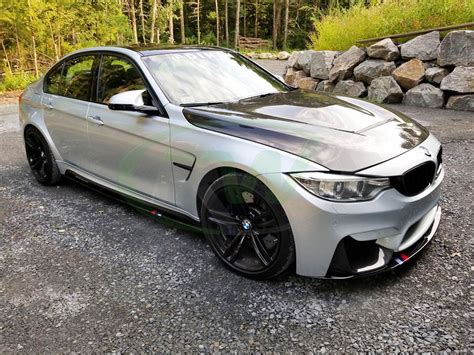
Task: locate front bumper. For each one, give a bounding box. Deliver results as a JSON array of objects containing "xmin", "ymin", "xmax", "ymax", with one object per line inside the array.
[
  {"xmin": 326, "ymin": 205, "xmax": 441, "ymax": 278},
  {"xmin": 258, "ymin": 156, "xmax": 444, "ymax": 278}
]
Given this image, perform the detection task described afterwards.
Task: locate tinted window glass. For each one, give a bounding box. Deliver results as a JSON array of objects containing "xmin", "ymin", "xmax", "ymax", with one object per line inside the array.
[
  {"xmin": 45, "ymin": 63, "xmax": 64, "ymax": 95},
  {"xmin": 62, "ymin": 56, "xmax": 95, "ymax": 100},
  {"xmin": 98, "ymin": 56, "xmax": 146, "ymax": 104}
]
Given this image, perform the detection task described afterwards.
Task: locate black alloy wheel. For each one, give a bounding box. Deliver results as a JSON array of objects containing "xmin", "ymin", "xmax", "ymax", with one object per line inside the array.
[
  {"xmin": 24, "ymin": 127, "xmax": 61, "ymax": 185},
  {"xmin": 201, "ymin": 173, "xmax": 295, "ymax": 279}
]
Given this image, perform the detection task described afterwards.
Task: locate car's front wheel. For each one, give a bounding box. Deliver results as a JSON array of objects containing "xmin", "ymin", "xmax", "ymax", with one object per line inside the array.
[
  {"xmin": 24, "ymin": 126, "xmax": 61, "ymax": 186},
  {"xmin": 201, "ymin": 173, "xmax": 295, "ymax": 279}
]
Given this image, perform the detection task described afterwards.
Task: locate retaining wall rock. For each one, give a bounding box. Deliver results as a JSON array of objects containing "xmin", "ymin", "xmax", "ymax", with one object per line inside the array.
[{"xmin": 282, "ymin": 30, "xmax": 474, "ymax": 111}]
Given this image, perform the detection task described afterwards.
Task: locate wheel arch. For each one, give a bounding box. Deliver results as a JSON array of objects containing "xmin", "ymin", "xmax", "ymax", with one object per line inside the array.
[{"xmin": 196, "ymin": 166, "xmax": 258, "ymax": 218}]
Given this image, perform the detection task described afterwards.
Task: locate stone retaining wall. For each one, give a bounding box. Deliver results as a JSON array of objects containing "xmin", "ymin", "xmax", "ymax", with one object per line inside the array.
[{"xmin": 283, "ymin": 30, "xmax": 473, "ymax": 111}]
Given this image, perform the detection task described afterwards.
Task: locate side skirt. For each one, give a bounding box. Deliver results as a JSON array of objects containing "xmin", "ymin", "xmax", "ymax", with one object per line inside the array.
[{"xmin": 62, "ymin": 168, "xmax": 202, "ymax": 233}]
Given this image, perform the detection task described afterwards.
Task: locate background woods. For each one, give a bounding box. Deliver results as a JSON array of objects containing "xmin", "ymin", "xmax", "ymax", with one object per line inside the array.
[{"xmin": 1, "ymin": 0, "xmax": 472, "ymax": 90}]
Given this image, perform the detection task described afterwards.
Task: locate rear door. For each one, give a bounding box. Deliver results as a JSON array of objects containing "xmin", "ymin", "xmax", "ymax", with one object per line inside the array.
[
  {"xmin": 42, "ymin": 54, "xmax": 97, "ymax": 168},
  {"xmin": 85, "ymin": 54, "xmax": 174, "ymax": 204}
]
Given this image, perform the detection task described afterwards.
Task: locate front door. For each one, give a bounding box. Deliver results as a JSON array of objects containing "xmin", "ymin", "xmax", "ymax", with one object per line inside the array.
[
  {"xmin": 42, "ymin": 55, "xmax": 96, "ymax": 168},
  {"xmin": 85, "ymin": 54, "xmax": 174, "ymax": 204}
]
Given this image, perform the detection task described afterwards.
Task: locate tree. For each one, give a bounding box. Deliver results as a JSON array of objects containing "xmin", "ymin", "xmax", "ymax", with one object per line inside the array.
[
  {"xmin": 139, "ymin": 0, "xmax": 147, "ymax": 44},
  {"xmin": 167, "ymin": 0, "xmax": 175, "ymax": 44},
  {"xmin": 254, "ymin": 0, "xmax": 258, "ymax": 37},
  {"xmin": 129, "ymin": 0, "xmax": 139, "ymax": 44},
  {"xmin": 283, "ymin": 0, "xmax": 289, "ymax": 48},
  {"xmin": 272, "ymin": 0, "xmax": 283, "ymax": 49},
  {"xmin": 150, "ymin": 0, "xmax": 158, "ymax": 43},
  {"xmin": 215, "ymin": 0, "xmax": 220, "ymax": 46},
  {"xmin": 180, "ymin": 1, "xmax": 185, "ymax": 44},
  {"xmin": 234, "ymin": 0, "xmax": 240, "ymax": 49},
  {"xmin": 225, "ymin": 0, "xmax": 229, "ymax": 46}
]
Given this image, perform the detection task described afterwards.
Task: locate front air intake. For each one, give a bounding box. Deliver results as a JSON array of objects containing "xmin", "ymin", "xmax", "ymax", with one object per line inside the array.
[{"xmin": 391, "ymin": 161, "xmax": 436, "ymax": 197}]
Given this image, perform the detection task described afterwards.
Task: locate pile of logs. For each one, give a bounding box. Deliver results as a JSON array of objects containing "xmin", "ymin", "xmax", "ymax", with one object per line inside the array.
[{"xmin": 238, "ymin": 37, "xmax": 271, "ymax": 50}]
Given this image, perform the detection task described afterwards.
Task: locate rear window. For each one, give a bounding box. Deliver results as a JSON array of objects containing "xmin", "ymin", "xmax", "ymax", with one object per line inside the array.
[
  {"xmin": 44, "ymin": 64, "xmax": 64, "ymax": 95},
  {"xmin": 61, "ymin": 56, "xmax": 95, "ymax": 101}
]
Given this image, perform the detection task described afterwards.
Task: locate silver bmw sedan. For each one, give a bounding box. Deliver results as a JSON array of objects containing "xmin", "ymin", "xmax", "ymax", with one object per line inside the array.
[{"xmin": 19, "ymin": 46, "xmax": 444, "ymax": 279}]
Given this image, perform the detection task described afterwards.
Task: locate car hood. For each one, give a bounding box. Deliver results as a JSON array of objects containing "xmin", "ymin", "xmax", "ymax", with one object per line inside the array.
[{"xmin": 182, "ymin": 90, "xmax": 429, "ymax": 172}]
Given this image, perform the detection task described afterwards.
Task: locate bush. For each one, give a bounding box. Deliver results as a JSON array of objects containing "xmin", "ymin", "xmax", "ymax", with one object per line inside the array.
[
  {"xmin": 310, "ymin": 0, "xmax": 474, "ymax": 51},
  {"xmin": 0, "ymin": 72, "xmax": 39, "ymax": 92}
]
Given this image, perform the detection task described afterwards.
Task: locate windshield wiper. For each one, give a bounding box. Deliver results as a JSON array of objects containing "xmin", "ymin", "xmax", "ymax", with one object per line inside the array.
[{"xmin": 180, "ymin": 101, "xmax": 226, "ymax": 107}]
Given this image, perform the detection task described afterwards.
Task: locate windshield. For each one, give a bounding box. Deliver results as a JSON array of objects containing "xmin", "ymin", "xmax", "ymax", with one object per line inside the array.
[{"xmin": 142, "ymin": 50, "xmax": 289, "ymax": 106}]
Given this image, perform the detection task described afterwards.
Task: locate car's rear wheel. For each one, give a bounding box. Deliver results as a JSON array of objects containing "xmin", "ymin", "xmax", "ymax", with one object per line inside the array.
[
  {"xmin": 201, "ymin": 173, "xmax": 295, "ymax": 279},
  {"xmin": 24, "ymin": 126, "xmax": 61, "ymax": 186}
]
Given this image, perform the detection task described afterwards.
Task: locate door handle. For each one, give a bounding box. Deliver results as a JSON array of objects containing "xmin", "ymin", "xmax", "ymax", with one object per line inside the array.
[
  {"xmin": 87, "ymin": 115, "xmax": 104, "ymax": 126},
  {"xmin": 44, "ymin": 103, "xmax": 54, "ymax": 110}
]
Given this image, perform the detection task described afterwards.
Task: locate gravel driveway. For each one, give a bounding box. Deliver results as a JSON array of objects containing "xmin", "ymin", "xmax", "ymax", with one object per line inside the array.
[{"xmin": 1, "ymin": 65, "xmax": 473, "ymax": 352}]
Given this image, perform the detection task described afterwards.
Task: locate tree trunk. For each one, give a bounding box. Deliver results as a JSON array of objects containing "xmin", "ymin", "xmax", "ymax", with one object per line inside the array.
[
  {"xmin": 168, "ymin": 5, "xmax": 175, "ymax": 44},
  {"xmin": 32, "ymin": 36, "xmax": 39, "ymax": 77},
  {"xmin": 1, "ymin": 39, "xmax": 12, "ymax": 74},
  {"xmin": 139, "ymin": 0, "xmax": 146, "ymax": 44},
  {"xmin": 197, "ymin": 0, "xmax": 201, "ymax": 44},
  {"xmin": 15, "ymin": 25, "xmax": 22, "ymax": 70},
  {"xmin": 283, "ymin": 0, "xmax": 289, "ymax": 49},
  {"xmin": 225, "ymin": 0, "xmax": 229, "ymax": 46},
  {"xmin": 243, "ymin": 0, "xmax": 246, "ymax": 37},
  {"xmin": 215, "ymin": 0, "xmax": 220, "ymax": 46},
  {"xmin": 180, "ymin": 1, "xmax": 185, "ymax": 44},
  {"xmin": 234, "ymin": 0, "xmax": 240, "ymax": 49},
  {"xmin": 150, "ymin": 0, "xmax": 157, "ymax": 43},
  {"xmin": 254, "ymin": 0, "xmax": 258, "ymax": 38},
  {"xmin": 130, "ymin": 0, "xmax": 139, "ymax": 44},
  {"xmin": 272, "ymin": 0, "xmax": 282, "ymax": 49}
]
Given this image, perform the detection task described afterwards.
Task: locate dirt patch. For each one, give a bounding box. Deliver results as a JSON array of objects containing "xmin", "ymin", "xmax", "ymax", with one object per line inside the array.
[{"xmin": 0, "ymin": 91, "xmax": 22, "ymax": 105}]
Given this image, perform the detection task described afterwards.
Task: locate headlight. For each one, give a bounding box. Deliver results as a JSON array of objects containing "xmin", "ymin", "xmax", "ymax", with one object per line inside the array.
[{"xmin": 290, "ymin": 172, "xmax": 390, "ymax": 202}]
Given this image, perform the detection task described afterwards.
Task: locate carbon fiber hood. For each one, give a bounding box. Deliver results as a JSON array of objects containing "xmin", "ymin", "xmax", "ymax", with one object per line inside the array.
[{"xmin": 183, "ymin": 90, "xmax": 429, "ymax": 172}]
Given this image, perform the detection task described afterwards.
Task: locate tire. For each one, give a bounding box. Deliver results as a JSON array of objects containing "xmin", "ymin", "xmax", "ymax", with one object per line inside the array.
[
  {"xmin": 24, "ymin": 126, "xmax": 62, "ymax": 186},
  {"xmin": 200, "ymin": 173, "xmax": 295, "ymax": 279}
]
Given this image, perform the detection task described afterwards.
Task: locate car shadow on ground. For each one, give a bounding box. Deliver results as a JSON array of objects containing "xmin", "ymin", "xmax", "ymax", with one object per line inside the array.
[{"xmin": 56, "ymin": 174, "xmax": 423, "ymax": 295}]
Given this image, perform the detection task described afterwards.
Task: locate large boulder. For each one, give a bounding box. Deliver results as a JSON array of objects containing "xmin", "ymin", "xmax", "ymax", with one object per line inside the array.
[
  {"xmin": 353, "ymin": 59, "xmax": 396, "ymax": 85},
  {"xmin": 296, "ymin": 77, "xmax": 319, "ymax": 91},
  {"xmin": 333, "ymin": 80, "xmax": 367, "ymax": 97},
  {"xmin": 287, "ymin": 51, "xmax": 301, "ymax": 68},
  {"xmin": 284, "ymin": 67, "xmax": 297, "ymax": 86},
  {"xmin": 328, "ymin": 46, "xmax": 366, "ymax": 82},
  {"xmin": 367, "ymin": 38, "xmax": 400, "ymax": 61},
  {"xmin": 277, "ymin": 51, "xmax": 290, "ymax": 60},
  {"xmin": 368, "ymin": 76, "xmax": 404, "ymax": 103},
  {"xmin": 425, "ymin": 67, "xmax": 450, "ymax": 85},
  {"xmin": 438, "ymin": 30, "xmax": 474, "ymax": 67},
  {"xmin": 403, "ymin": 83, "xmax": 444, "ymax": 108},
  {"xmin": 295, "ymin": 50, "xmax": 316, "ymax": 73},
  {"xmin": 316, "ymin": 80, "xmax": 335, "ymax": 93},
  {"xmin": 440, "ymin": 66, "xmax": 474, "ymax": 93},
  {"xmin": 309, "ymin": 51, "xmax": 338, "ymax": 79},
  {"xmin": 445, "ymin": 95, "xmax": 474, "ymax": 112},
  {"xmin": 392, "ymin": 59, "xmax": 425, "ymax": 90},
  {"xmin": 401, "ymin": 31, "xmax": 440, "ymax": 61}
]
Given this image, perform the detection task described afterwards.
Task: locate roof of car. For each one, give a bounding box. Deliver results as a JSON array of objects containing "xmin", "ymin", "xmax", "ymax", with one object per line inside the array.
[{"xmin": 119, "ymin": 45, "xmax": 232, "ymax": 56}]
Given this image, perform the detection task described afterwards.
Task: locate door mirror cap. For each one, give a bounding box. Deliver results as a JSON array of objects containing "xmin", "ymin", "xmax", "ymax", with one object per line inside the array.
[{"xmin": 108, "ymin": 90, "xmax": 160, "ymax": 115}]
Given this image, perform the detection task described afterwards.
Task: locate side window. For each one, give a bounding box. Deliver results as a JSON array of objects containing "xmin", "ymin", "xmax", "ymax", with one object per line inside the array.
[
  {"xmin": 44, "ymin": 63, "xmax": 64, "ymax": 95},
  {"xmin": 62, "ymin": 56, "xmax": 95, "ymax": 101},
  {"xmin": 98, "ymin": 56, "xmax": 147, "ymax": 104}
]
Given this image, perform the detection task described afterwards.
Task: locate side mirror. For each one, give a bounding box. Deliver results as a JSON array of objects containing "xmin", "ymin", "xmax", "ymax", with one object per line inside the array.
[{"xmin": 108, "ymin": 90, "xmax": 160, "ymax": 115}]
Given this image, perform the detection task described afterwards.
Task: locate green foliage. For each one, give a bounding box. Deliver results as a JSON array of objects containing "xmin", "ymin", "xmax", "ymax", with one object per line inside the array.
[
  {"xmin": 310, "ymin": 0, "xmax": 474, "ymax": 51},
  {"xmin": 0, "ymin": 72, "xmax": 39, "ymax": 92}
]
